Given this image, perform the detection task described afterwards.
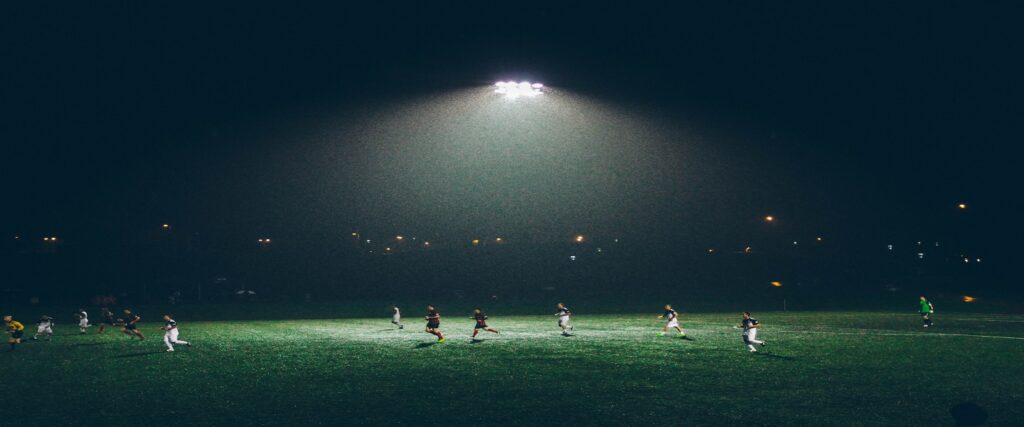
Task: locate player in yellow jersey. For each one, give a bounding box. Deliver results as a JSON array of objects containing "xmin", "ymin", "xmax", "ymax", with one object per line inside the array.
[{"xmin": 4, "ymin": 315, "xmax": 25, "ymax": 351}]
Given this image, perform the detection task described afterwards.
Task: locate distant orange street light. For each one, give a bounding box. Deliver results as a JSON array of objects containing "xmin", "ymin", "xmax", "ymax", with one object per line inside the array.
[
  {"xmin": 574, "ymin": 235, "xmax": 585, "ymax": 243},
  {"xmin": 957, "ymin": 203, "xmax": 967, "ymax": 209},
  {"xmin": 962, "ymin": 295, "xmax": 976, "ymax": 303},
  {"xmin": 770, "ymin": 281, "xmax": 783, "ymax": 287},
  {"xmin": 764, "ymin": 216, "xmax": 775, "ymax": 223}
]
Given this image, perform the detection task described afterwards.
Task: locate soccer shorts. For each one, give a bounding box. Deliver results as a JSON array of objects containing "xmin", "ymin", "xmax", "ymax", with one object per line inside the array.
[
  {"xmin": 558, "ymin": 316, "xmax": 570, "ymax": 327},
  {"xmin": 743, "ymin": 329, "xmax": 758, "ymax": 343},
  {"xmin": 11, "ymin": 330, "xmax": 24, "ymax": 339},
  {"xmin": 474, "ymin": 323, "xmax": 488, "ymax": 329},
  {"xmin": 125, "ymin": 323, "xmax": 138, "ymax": 330},
  {"xmin": 426, "ymin": 321, "xmax": 440, "ymax": 329},
  {"xmin": 37, "ymin": 326, "xmax": 52, "ymax": 334},
  {"xmin": 667, "ymin": 319, "xmax": 679, "ymax": 328}
]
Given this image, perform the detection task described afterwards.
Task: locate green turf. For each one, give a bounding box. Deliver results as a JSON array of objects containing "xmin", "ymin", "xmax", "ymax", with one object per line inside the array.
[{"xmin": 6, "ymin": 311, "xmax": 1022, "ymax": 426}]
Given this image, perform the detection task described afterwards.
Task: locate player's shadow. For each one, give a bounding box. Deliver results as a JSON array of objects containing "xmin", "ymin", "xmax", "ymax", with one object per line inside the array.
[
  {"xmin": 469, "ymin": 339, "xmax": 485, "ymax": 345},
  {"xmin": 413, "ymin": 342, "xmax": 436, "ymax": 349},
  {"xmin": 115, "ymin": 350, "xmax": 166, "ymax": 358},
  {"xmin": 680, "ymin": 336, "xmax": 696, "ymax": 341},
  {"xmin": 72, "ymin": 342, "xmax": 113, "ymax": 347},
  {"xmin": 753, "ymin": 352, "xmax": 795, "ymax": 361}
]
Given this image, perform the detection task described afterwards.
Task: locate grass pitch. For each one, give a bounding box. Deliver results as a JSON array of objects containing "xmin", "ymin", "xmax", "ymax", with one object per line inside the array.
[{"xmin": 6, "ymin": 311, "xmax": 1023, "ymax": 426}]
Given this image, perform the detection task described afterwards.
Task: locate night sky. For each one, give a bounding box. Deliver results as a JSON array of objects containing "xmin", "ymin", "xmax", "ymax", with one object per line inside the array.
[{"xmin": 4, "ymin": 2, "xmax": 1018, "ymax": 254}]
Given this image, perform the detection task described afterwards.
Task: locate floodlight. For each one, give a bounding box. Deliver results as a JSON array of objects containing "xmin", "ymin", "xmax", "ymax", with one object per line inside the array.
[{"xmin": 494, "ymin": 80, "xmax": 544, "ymax": 98}]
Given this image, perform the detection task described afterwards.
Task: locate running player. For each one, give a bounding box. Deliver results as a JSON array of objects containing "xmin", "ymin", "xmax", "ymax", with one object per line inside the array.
[
  {"xmin": 740, "ymin": 312, "xmax": 766, "ymax": 352},
  {"xmin": 424, "ymin": 305, "xmax": 445, "ymax": 343},
  {"xmin": 121, "ymin": 309, "xmax": 145, "ymax": 340},
  {"xmin": 657, "ymin": 304, "xmax": 686, "ymax": 337},
  {"xmin": 161, "ymin": 314, "xmax": 191, "ymax": 352},
  {"xmin": 555, "ymin": 303, "xmax": 574, "ymax": 336},
  {"xmin": 470, "ymin": 308, "xmax": 499, "ymax": 340},
  {"xmin": 97, "ymin": 307, "xmax": 116, "ymax": 334},
  {"xmin": 391, "ymin": 306, "xmax": 404, "ymax": 329},
  {"xmin": 919, "ymin": 296, "xmax": 935, "ymax": 327},
  {"xmin": 75, "ymin": 308, "xmax": 90, "ymax": 334},
  {"xmin": 34, "ymin": 315, "xmax": 54, "ymax": 341},
  {"xmin": 5, "ymin": 315, "xmax": 25, "ymax": 351}
]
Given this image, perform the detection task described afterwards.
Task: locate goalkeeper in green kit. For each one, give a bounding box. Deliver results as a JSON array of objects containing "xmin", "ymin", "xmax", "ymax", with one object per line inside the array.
[{"xmin": 919, "ymin": 296, "xmax": 935, "ymax": 327}]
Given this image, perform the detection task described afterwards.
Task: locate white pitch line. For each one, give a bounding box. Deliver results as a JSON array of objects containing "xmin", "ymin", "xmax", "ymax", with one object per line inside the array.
[
  {"xmin": 945, "ymin": 318, "xmax": 1024, "ymax": 323},
  {"xmin": 776, "ymin": 329, "xmax": 1024, "ymax": 341}
]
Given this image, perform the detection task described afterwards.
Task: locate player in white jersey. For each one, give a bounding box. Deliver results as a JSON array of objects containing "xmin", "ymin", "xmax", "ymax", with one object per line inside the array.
[
  {"xmin": 161, "ymin": 314, "xmax": 191, "ymax": 352},
  {"xmin": 34, "ymin": 315, "xmax": 55, "ymax": 341},
  {"xmin": 555, "ymin": 303, "xmax": 574, "ymax": 336},
  {"xmin": 391, "ymin": 306, "xmax": 404, "ymax": 329},
  {"xmin": 657, "ymin": 304, "xmax": 686, "ymax": 337},
  {"xmin": 75, "ymin": 309, "xmax": 90, "ymax": 334},
  {"xmin": 740, "ymin": 312, "xmax": 766, "ymax": 352}
]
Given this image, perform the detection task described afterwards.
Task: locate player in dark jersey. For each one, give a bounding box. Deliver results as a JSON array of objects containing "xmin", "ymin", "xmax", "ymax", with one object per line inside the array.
[
  {"xmin": 470, "ymin": 308, "xmax": 499, "ymax": 340},
  {"xmin": 121, "ymin": 309, "xmax": 145, "ymax": 340},
  {"xmin": 34, "ymin": 315, "xmax": 55, "ymax": 341},
  {"xmin": 97, "ymin": 307, "xmax": 117, "ymax": 334},
  {"xmin": 657, "ymin": 304, "xmax": 686, "ymax": 337},
  {"xmin": 739, "ymin": 312, "xmax": 766, "ymax": 352},
  {"xmin": 555, "ymin": 303, "xmax": 574, "ymax": 336},
  {"xmin": 5, "ymin": 315, "xmax": 25, "ymax": 351},
  {"xmin": 424, "ymin": 305, "xmax": 445, "ymax": 343}
]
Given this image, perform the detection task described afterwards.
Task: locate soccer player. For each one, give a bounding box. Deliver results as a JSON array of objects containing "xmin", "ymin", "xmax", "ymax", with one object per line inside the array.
[
  {"xmin": 75, "ymin": 308, "xmax": 90, "ymax": 334},
  {"xmin": 161, "ymin": 314, "xmax": 191, "ymax": 352},
  {"xmin": 740, "ymin": 312, "xmax": 766, "ymax": 352},
  {"xmin": 391, "ymin": 306, "xmax": 404, "ymax": 329},
  {"xmin": 470, "ymin": 308, "xmax": 499, "ymax": 340},
  {"xmin": 657, "ymin": 304, "xmax": 686, "ymax": 337},
  {"xmin": 424, "ymin": 305, "xmax": 445, "ymax": 343},
  {"xmin": 97, "ymin": 307, "xmax": 116, "ymax": 334},
  {"xmin": 919, "ymin": 296, "xmax": 935, "ymax": 327},
  {"xmin": 34, "ymin": 315, "xmax": 55, "ymax": 341},
  {"xmin": 121, "ymin": 309, "xmax": 145, "ymax": 340},
  {"xmin": 555, "ymin": 303, "xmax": 574, "ymax": 336},
  {"xmin": 4, "ymin": 315, "xmax": 25, "ymax": 351}
]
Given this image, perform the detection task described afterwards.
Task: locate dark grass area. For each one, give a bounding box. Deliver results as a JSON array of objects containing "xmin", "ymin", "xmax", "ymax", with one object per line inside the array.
[{"xmin": 4, "ymin": 310, "xmax": 1023, "ymax": 426}]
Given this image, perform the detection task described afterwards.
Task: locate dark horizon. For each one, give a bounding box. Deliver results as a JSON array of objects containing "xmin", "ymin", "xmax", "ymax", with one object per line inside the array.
[{"xmin": 3, "ymin": 2, "xmax": 1018, "ymax": 276}]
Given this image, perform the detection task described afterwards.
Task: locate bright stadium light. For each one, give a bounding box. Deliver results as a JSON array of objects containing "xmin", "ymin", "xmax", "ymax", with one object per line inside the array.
[{"xmin": 494, "ymin": 81, "xmax": 544, "ymax": 99}]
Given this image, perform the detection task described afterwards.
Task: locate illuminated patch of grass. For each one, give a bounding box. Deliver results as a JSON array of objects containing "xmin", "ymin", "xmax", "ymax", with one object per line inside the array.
[{"xmin": 5, "ymin": 311, "xmax": 1022, "ymax": 425}]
